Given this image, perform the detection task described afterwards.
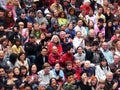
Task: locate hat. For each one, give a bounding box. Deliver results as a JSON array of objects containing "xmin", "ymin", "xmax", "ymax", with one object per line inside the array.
[{"xmin": 29, "ymin": 34, "xmax": 35, "ymax": 38}]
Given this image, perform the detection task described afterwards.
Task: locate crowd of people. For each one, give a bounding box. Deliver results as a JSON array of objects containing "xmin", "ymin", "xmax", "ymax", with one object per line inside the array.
[{"xmin": 0, "ymin": 0, "xmax": 120, "ymax": 90}]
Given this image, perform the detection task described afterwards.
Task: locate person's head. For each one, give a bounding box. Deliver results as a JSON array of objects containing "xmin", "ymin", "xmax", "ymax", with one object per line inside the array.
[
  {"xmin": 81, "ymin": 72, "xmax": 87, "ymax": 80},
  {"xmin": 97, "ymin": 80, "xmax": 105, "ymax": 89},
  {"xmin": 52, "ymin": 46, "xmax": 58, "ymax": 53},
  {"xmin": 116, "ymin": 41, "xmax": 120, "ymax": 51},
  {"xmin": 12, "ymin": 84, "xmax": 18, "ymax": 90},
  {"xmin": 30, "ymin": 64, "xmax": 37, "ymax": 75},
  {"xmin": 100, "ymin": 58, "xmax": 108, "ymax": 67},
  {"xmin": 18, "ymin": 22, "xmax": 24, "ymax": 30},
  {"xmin": 59, "ymin": 31, "xmax": 66, "ymax": 39},
  {"xmin": 20, "ymin": 66, "xmax": 27, "ymax": 76},
  {"xmin": 88, "ymin": 20, "xmax": 94, "ymax": 29},
  {"xmin": 43, "ymin": 63, "xmax": 50, "ymax": 74},
  {"xmin": 54, "ymin": 63, "xmax": 60, "ymax": 71},
  {"xmin": 70, "ymin": 0, "xmax": 76, "ymax": 5},
  {"xmin": 24, "ymin": 85, "xmax": 32, "ymax": 90},
  {"xmin": 37, "ymin": 10, "xmax": 43, "ymax": 18},
  {"xmin": 106, "ymin": 72, "xmax": 113, "ymax": 82},
  {"xmin": 83, "ymin": 0, "xmax": 90, "ymax": 6},
  {"xmin": 49, "ymin": 78, "xmax": 57, "ymax": 87},
  {"xmin": 0, "ymin": 23, "xmax": 4, "ymax": 31},
  {"xmin": 113, "ymin": 55, "xmax": 120, "ymax": 64},
  {"xmin": 13, "ymin": 67, "xmax": 20, "ymax": 76},
  {"xmin": 97, "ymin": 32, "xmax": 104, "ymax": 39},
  {"xmin": 27, "ymin": 22, "xmax": 32, "ymax": 29},
  {"xmin": 77, "ymin": 19, "xmax": 83, "ymax": 26},
  {"xmin": 20, "ymin": 10, "xmax": 26, "ymax": 19},
  {"xmin": 89, "ymin": 29, "xmax": 95, "ymax": 37},
  {"xmin": 103, "ymin": 0, "xmax": 109, "ymax": 6},
  {"xmin": 28, "ymin": 8, "xmax": 35, "ymax": 18},
  {"xmin": 98, "ymin": 18, "xmax": 104, "ymax": 26},
  {"xmin": 66, "ymin": 72, "xmax": 74, "ymax": 83},
  {"xmin": 66, "ymin": 46, "xmax": 73, "ymax": 54},
  {"xmin": 68, "ymin": 7, "xmax": 76, "ymax": 15},
  {"xmin": 29, "ymin": 34, "xmax": 36, "ymax": 43},
  {"xmin": 33, "ymin": 23, "xmax": 39, "ymax": 31},
  {"xmin": 0, "ymin": 50, "xmax": 4, "ymax": 60},
  {"xmin": 5, "ymin": 10, "xmax": 14, "ymax": 18},
  {"xmin": 114, "ymin": 30, "xmax": 120, "ymax": 37},
  {"xmin": 18, "ymin": 52, "xmax": 26, "ymax": 61},
  {"xmin": 75, "ymin": 59, "xmax": 81, "ymax": 67},
  {"xmin": 90, "ymin": 76, "xmax": 98, "ymax": 86},
  {"xmin": 0, "ymin": 8, "xmax": 5, "ymax": 18},
  {"xmin": 84, "ymin": 61, "xmax": 91, "ymax": 69},
  {"xmin": 65, "ymin": 61, "xmax": 72, "ymax": 70},
  {"xmin": 6, "ymin": 69, "xmax": 14, "ymax": 78},
  {"xmin": 58, "ymin": 11, "xmax": 67, "ymax": 18},
  {"xmin": 38, "ymin": 85, "xmax": 46, "ymax": 90},
  {"xmin": 51, "ymin": 35, "xmax": 60, "ymax": 44},
  {"xmin": 98, "ymin": 7, "xmax": 103, "ymax": 14},
  {"xmin": 0, "ymin": 66, "xmax": 5, "ymax": 77},
  {"xmin": 88, "ymin": 9, "xmax": 94, "ymax": 16},
  {"xmin": 9, "ymin": 53, "xmax": 18, "ymax": 65},
  {"xmin": 14, "ymin": 38, "xmax": 21, "ymax": 46},
  {"xmin": 53, "ymin": 9, "xmax": 59, "ymax": 17},
  {"xmin": 77, "ymin": 46, "xmax": 83, "ymax": 54},
  {"xmin": 41, "ymin": 47, "xmax": 48, "ymax": 56},
  {"xmin": 40, "ymin": 33, "xmax": 46, "ymax": 40},
  {"xmin": 68, "ymin": 22, "xmax": 74, "ymax": 30},
  {"xmin": 76, "ymin": 31, "xmax": 82, "ymax": 38},
  {"xmin": 102, "ymin": 42, "xmax": 109, "ymax": 50},
  {"xmin": 1, "ymin": 38, "xmax": 8, "ymax": 47},
  {"xmin": 106, "ymin": 20, "xmax": 113, "ymax": 27}
]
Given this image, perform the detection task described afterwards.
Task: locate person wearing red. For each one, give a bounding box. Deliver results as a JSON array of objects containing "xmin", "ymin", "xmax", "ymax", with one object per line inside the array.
[
  {"xmin": 73, "ymin": 59, "xmax": 82, "ymax": 81},
  {"xmin": 62, "ymin": 46, "xmax": 74, "ymax": 66},
  {"xmin": 48, "ymin": 35, "xmax": 63, "ymax": 54},
  {"xmin": 48, "ymin": 46, "xmax": 62, "ymax": 67},
  {"xmin": 80, "ymin": 0, "xmax": 91, "ymax": 15}
]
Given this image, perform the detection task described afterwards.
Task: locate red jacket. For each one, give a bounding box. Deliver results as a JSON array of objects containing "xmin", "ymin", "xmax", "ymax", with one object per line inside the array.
[
  {"xmin": 48, "ymin": 42, "xmax": 63, "ymax": 54},
  {"xmin": 80, "ymin": 5, "xmax": 91, "ymax": 15},
  {"xmin": 48, "ymin": 52, "xmax": 62, "ymax": 66},
  {"xmin": 73, "ymin": 66, "xmax": 82, "ymax": 80}
]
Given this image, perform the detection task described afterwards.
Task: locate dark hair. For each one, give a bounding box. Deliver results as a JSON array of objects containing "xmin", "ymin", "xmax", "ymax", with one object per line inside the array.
[
  {"xmin": 6, "ymin": 69, "xmax": 13, "ymax": 74},
  {"xmin": 18, "ymin": 52, "xmax": 26, "ymax": 61},
  {"xmin": 68, "ymin": 7, "xmax": 76, "ymax": 15},
  {"xmin": 29, "ymin": 64, "xmax": 37, "ymax": 75},
  {"xmin": 66, "ymin": 46, "xmax": 73, "ymax": 52},
  {"xmin": 58, "ymin": 11, "xmax": 67, "ymax": 18},
  {"xmin": 20, "ymin": 66, "xmax": 27, "ymax": 77},
  {"xmin": 24, "ymin": 84, "xmax": 33, "ymax": 90},
  {"xmin": 49, "ymin": 78, "xmax": 57, "ymax": 86},
  {"xmin": 9, "ymin": 53, "xmax": 18, "ymax": 65},
  {"xmin": 100, "ymin": 58, "xmax": 109, "ymax": 70},
  {"xmin": 66, "ymin": 72, "xmax": 73, "ymax": 79},
  {"xmin": 65, "ymin": 61, "xmax": 72, "ymax": 66},
  {"xmin": 98, "ymin": 18, "xmax": 104, "ymax": 23},
  {"xmin": 43, "ymin": 63, "xmax": 50, "ymax": 69},
  {"xmin": 13, "ymin": 67, "xmax": 20, "ymax": 77}
]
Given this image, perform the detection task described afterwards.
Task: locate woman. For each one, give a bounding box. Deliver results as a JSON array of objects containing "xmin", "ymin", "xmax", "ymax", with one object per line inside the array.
[
  {"xmin": 90, "ymin": 76, "xmax": 98, "ymax": 90},
  {"xmin": 65, "ymin": 22, "xmax": 76, "ymax": 39},
  {"xmin": 46, "ymin": 78, "xmax": 62, "ymax": 90},
  {"xmin": 52, "ymin": 63, "xmax": 65, "ymax": 83},
  {"xmin": 5, "ymin": 10, "xmax": 15, "ymax": 28},
  {"xmin": 48, "ymin": 35, "xmax": 63, "ymax": 54},
  {"xmin": 115, "ymin": 41, "xmax": 120, "ymax": 57},
  {"xmin": 28, "ymin": 64, "xmax": 39, "ymax": 90},
  {"xmin": 15, "ymin": 52, "xmax": 29, "ymax": 70},
  {"xmin": 77, "ymin": 72, "xmax": 92, "ymax": 90},
  {"xmin": 5, "ymin": 69, "xmax": 20, "ymax": 89},
  {"xmin": 111, "ymin": 30, "xmax": 120, "ymax": 41},
  {"xmin": 58, "ymin": 11, "xmax": 68, "ymax": 26},
  {"xmin": 95, "ymin": 58, "xmax": 111, "ymax": 81},
  {"xmin": 11, "ymin": 39, "xmax": 25, "ymax": 54},
  {"xmin": 87, "ymin": 20, "xmax": 94, "ymax": 30},
  {"xmin": 13, "ymin": 67, "xmax": 20, "ymax": 79}
]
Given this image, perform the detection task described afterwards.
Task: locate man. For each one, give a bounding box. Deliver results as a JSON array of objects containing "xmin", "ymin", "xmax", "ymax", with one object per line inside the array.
[
  {"xmin": 74, "ymin": 46, "xmax": 86, "ymax": 62},
  {"xmin": 109, "ymin": 55, "xmax": 120, "ymax": 73},
  {"xmin": 63, "ymin": 72, "xmax": 77, "ymax": 90},
  {"xmin": 24, "ymin": 34, "xmax": 38, "ymax": 64},
  {"xmin": 48, "ymin": 46, "xmax": 62, "ymax": 67},
  {"xmin": 104, "ymin": 72, "xmax": 118, "ymax": 90},
  {"xmin": 0, "ymin": 50, "xmax": 9, "ymax": 71},
  {"xmin": 38, "ymin": 63, "xmax": 54, "ymax": 85},
  {"xmin": 35, "ymin": 47, "xmax": 48, "ymax": 71},
  {"xmin": 100, "ymin": 42, "xmax": 114, "ymax": 64}
]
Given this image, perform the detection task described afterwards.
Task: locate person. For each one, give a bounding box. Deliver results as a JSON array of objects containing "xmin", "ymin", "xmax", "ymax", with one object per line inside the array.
[
  {"xmin": 100, "ymin": 42, "xmax": 114, "ymax": 64},
  {"xmin": 0, "ymin": 50, "xmax": 9, "ymax": 71},
  {"xmin": 46, "ymin": 77, "xmax": 62, "ymax": 90},
  {"xmin": 90, "ymin": 76, "xmax": 98, "ymax": 90},
  {"xmin": 63, "ymin": 72, "xmax": 77, "ymax": 90},
  {"xmin": 104, "ymin": 72, "xmax": 118, "ymax": 90},
  {"xmin": 35, "ymin": 47, "xmax": 48, "ymax": 72},
  {"xmin": 74, "ymin": 46, "xmax": 86, "ymax": 62},
  {"xmin": 38, "ymin": 63, "xmax": 54, "ymax": 85},
  {"xmin": 109, "ymin": 55, "xmax": 120, "ymax": 73},
  {"xmin": 96, "ymin": 80, "xmax": 105, "ymax": 90},
  {"xmin": 52, "ymin": 63, "xmax": 65, "ymax": 82},
  {"xmin": 95, "ymin": 58, "xmax": 111, "ymax": 81}
]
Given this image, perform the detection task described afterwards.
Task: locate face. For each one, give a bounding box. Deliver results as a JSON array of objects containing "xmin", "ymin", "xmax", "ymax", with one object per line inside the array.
[
  {"xmin": 108, "ymin": 22, "xmax": 112, "ymax": 27},
  {"xmin": 84, "ymin": 61, "xmax": 90, "ymax": 69},
  {"xmin": 54, "ymin": 63, "xmax": 60, "ymax": 71},
  {"xmin": 2, "ymin": 40, "xmax": 8, "ymax": 46},
  {"xmin": 102, "ymin": 43, "xmax": 108, "ymax": 50},
  {"xmin": 21, "ymin": 69, "xmax": 27, "ymax": 75},
  {"xmin": 27, "ymin": 22, "xmax": 32, "ymax": 29},
  {"xmin": 81, "ymin": 73, "xmax": 87, "ymax": 80},
  {"xmin": 101, "ymin": 60, "xmax": 107, "ymax": 66},
  {"xmin": 44, "ymin": 67, "xmax": 50, "ymax": 74},
  {"xmin": 75, "ymin": 60, "xmax": 81, "ymax": 67},
  {"xmin": 20, "ymin": 54, "xmax": 25, "ymax": 61},
  {"xmin": 40, "ymin": 33, "xmax": 45, "ymax": 39},
  {"xmin": 89, "ymin": 21, "xmax": 94, "ymax": 27},
  {"xmin": 116, "ymin": 42, "xmax": 120, "ymax": 51},
  {"xmin": 68, "ymin": 48, "xmax": 73, "ymax": 54},
  {"xmin": 78, "ymin": 20, "xmax": 83, "ymax": 26},
  {"xmin": 53, "ymin": 37, "xmax": 59, "ymax": 43},
  {"xmin": 91, "ymin": 78, "xmax": 97, "ymax": 86},
  {"xmin": 114, "ymin": 56, "xmax": 119, "ymax": 64},
  {"xmin": 52, "ymin": 47, "xmax": 58, "ymax": 53},
  {"xmin": 106, "ymin": 73, "xmax": 113, "ymax": 82},
  {"xmin": 29, "ymin": 12, "xmax": 35, "ymax": 17},
  {"xmin": 0, "ymin": 11, "xmax": 4, "ymax": 17},
  {"xmin": 76, "ymin": 32, "xmax": 82, "ymax": 38},
  {"xmin": 77, "ymin": 47, "xmax": 83, "ymax": 54},
  {"xmin": 25, "ymin": 87, "xmax": 31, "ymax": 90},
  {"xmin": 29, "ymin": 38, "xmax": 35, "ymax": 43},
  {"xmin": 51, "ymin": 78, "xmax": 57, "ymax": 87},
  {"xmin": 61, "ymin": 13, "xmax": 65, "ymax": 18},
  {"xmin": 8, "ymin": 11, "xmax": 13, "ymax": 17},
  {"xmin": 98, "ymin": 33, "xmax": 103, "ymax": 38},
  {"xmin": 68, "ymin": 23, "xmax": 73, "ymax": 29},
  {"xmin": 31, "ymin": 65, "xmax": 37, "ymax": 74},
  {"xmin": 8, "ymin": 72, "xmax": 14, "ymax": 78},
  {"xmin": 67, "ymin": 64, "xmax": 72, "ymax": 70},
  {"xmin": 89, "ymin": 10, "xmax": 93, "ymax": 16},
  {"xmin": 0, "ymin": 51, "xmax": 4, "ymax": 60},
  {"xmin": 59, "ymin": 32, "xmax": 66, "ymax": 39},
  {"xmin": 21, "ymin": 13, "xmax": 26, "ymax": 19},
  {"xmin": 67, "ymin": 75, "xmax": 74, "ymax": 83},
  {"xmin": 14, "ymin": 68, "xmax": 20, "ymax": 75},
  {"xmin": 0, "ymin": 68, "xmax": 5, "ymax": 77},
  {"xmin": 41, "ymin": 49, "xmax": 48, "ymax": 56}
]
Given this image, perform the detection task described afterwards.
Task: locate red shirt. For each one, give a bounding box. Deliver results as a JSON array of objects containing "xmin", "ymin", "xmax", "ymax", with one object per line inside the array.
[
  {"xmin": 62, "ymin": 52, "xmax": 74, "ymax": 63},
  {"xmin": 80, "ymin": 5, "xmax": 91, "ymax": 15}
]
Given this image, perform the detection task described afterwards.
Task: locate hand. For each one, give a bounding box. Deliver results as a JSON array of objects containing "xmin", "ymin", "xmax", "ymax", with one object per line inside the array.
[{"xmin": 112, "ymin": 82, "xmax": 118, "ymax": 90}]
